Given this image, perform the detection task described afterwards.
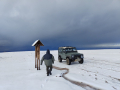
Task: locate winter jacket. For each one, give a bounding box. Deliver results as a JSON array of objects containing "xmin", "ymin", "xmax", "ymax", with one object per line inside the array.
[{"xmin": 41, "ymin": 49, "xmax": 55, "ymax": 66}]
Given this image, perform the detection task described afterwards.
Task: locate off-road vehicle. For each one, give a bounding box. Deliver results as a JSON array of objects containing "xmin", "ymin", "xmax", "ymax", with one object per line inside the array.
[{"xmin": 58, "ymin": 46, "xmax": 84, "ymax": 65}]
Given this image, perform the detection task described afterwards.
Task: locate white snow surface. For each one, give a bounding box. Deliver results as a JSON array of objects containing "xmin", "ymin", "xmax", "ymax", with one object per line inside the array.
[
  {"xmin": 0, "ymin": 49, "xmax": 120, "ymax": 90},
  {"xmin": 32, "ymin": 40, "xmax": 39, "ymax": 46}
]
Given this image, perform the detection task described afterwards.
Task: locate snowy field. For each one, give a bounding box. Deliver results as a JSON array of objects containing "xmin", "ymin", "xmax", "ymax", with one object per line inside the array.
[{"xmin": 0, "ymin": 49, "xmax": 120, "ymax": 90}]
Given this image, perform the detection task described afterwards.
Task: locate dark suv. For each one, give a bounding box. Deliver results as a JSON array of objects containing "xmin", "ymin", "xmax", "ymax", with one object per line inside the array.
[{"xmin": 58, "ymin": 46, "xmax": 84, "ymax": 65}]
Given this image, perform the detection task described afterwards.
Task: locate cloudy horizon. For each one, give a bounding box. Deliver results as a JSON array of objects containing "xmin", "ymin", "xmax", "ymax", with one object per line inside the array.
[{"xmin": 0, "ymin": 0, "xmax": 120, "ymax": 52}]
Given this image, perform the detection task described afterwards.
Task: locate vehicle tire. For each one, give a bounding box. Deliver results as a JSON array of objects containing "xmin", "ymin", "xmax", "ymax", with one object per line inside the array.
[
  {"xmin": 79, "ymin": 59, "xmax": 84, "ymax": 64},
  {"xmin": 66, "ymin": 58, "xmax": 71, "ymax": 65},
  {"xmin": 58, "ymin": 56, "xmax": 62, "ymax": 62}
]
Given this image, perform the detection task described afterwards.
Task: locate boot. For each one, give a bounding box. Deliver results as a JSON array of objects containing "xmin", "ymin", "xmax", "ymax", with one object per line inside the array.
[
  {"xmin": 47, "ymin": 72, "xmax": 49, "ymax": 76},
  {"xmin": 49, "ymin": 71, "xmax": 52, "ymax": 75}
]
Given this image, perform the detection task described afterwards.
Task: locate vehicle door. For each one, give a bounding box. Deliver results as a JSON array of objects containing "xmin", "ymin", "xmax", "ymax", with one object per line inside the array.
[
  {"xmin": 58, "ymin": 49, "xmax": 62, "ymax": 57},
  {"xmin": 61, "ymin": 49, "xmax": 66, "ymax": 59}
]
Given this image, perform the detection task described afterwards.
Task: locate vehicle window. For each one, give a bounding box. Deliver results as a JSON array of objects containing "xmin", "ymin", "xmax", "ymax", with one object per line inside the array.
[
  {"xmin": 66, "ymin": 48, "xmax": 72, "ymax": 51},
  {"xmin": 69, "ymin": 49, "xmax": 73, "ymax": 51},
  {"xmin": 65, "ymin": 48, "xmax": 77, "ymax": 52},
  {"xmin": 73, "ymin": 48, "xmax": 77, "ymax": 51},
  {"xmin": 59, "ymin": 49, "xmax": 61, "ymax": 53},
  {"xmin": 63, "ymin": 49, "xmax": 65, "ymax": 52}
]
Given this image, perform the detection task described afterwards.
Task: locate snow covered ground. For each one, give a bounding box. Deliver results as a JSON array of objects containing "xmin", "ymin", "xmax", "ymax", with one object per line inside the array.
[{"xmin": 0, "ymin": 49, "xmax": 120, "ymax": 90}]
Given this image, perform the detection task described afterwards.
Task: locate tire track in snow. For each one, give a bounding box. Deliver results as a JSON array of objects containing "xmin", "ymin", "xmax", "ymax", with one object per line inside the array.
[
  {"xmin": 82, "ymin": 61, "xmax": 120, "ymax": 72},
  {"xmin": 79, "ymin": 68, "xmax": 120, "ymax": 84},
  {"xmin": 84, "ymin": 58, "xmax": 120, "ymax": 72},
  {"xmin": 53, "ymin": 65, "xmax": 103, "ymax": 90},
  {"xmin": 87, "ymin": 58, "xmax": 120, "ymax": 68},
  {"xmin": 78, "ymin": 59, "xmax": 120, "ymax": 84}
]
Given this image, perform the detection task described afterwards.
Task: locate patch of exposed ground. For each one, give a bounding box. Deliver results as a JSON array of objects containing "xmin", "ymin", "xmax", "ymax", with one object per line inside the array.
[{"xmin": 53, "ymin": 65, "xmax": 103, "ymax": 90}]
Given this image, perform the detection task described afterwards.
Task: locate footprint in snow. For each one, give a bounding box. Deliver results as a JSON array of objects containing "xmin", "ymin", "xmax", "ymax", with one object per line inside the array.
[
  {"xmin": 56, "ymin": 73, "xmax": 63, "ymax": 77},
  {"xmin": 44, "ymin": 78, "xmax": 49, "ymax": 83},
  {"xmin": 41, "ymin": 84, "xmax": 44, "ymax": 88}
]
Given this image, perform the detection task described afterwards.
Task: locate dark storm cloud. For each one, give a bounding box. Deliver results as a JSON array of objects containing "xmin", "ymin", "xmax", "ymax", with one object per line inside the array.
[{"xmin": 0, "ymin": 0, "xmax": 120, "ymax": 51}]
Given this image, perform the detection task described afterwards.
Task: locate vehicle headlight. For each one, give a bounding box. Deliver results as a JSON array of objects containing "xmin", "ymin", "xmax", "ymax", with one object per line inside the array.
[{"xmin": 72, "ymin": 55, "xmax": 74, "ymax": 58}]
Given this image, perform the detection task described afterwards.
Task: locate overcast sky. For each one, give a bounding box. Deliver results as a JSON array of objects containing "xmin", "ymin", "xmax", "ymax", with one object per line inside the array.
[{"xmin": 0, "ymin": 0, "xmax": 120, "ymax": 51}]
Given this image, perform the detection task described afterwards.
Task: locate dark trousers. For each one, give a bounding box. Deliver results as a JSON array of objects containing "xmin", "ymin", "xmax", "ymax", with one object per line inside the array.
[{"xmin": 46, "ymin": 65, "xmax": 52, "ymax": 74}]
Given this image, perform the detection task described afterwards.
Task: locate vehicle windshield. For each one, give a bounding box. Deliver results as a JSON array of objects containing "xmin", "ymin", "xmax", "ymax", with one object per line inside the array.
[{"xmin": 65, "ymin": 48, "xmax": 77, "ymax": 52}]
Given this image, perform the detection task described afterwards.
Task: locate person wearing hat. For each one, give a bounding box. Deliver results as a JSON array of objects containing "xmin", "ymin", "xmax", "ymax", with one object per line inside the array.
[{"xmin": 41, "ymin": 49, "xmax": 55, "ymax": 76}]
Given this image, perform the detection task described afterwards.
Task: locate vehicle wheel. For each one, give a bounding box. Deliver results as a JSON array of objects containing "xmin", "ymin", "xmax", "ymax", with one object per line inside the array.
[
  {"xmin": 58, "ymin": 56, "xmax": 62, "ymax": 62},
  {"xmin": 79, "ymin": 59, "xmax": 84, "ymax": 64},
  {"xmin": 66, "ymin": 58, "xmax": 71, "ymax": 65}
]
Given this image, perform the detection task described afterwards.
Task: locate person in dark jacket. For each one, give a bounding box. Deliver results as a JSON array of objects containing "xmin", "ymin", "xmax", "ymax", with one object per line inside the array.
[{"xmin": 41, "ymin": 49, "xmax": 55, "ymax": 76}]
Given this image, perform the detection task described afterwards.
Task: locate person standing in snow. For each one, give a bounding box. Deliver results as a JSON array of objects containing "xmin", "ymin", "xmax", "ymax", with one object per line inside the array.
[{"xmin": 41, "ymin": 49, "xmax": 55, "ymax": 76}]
